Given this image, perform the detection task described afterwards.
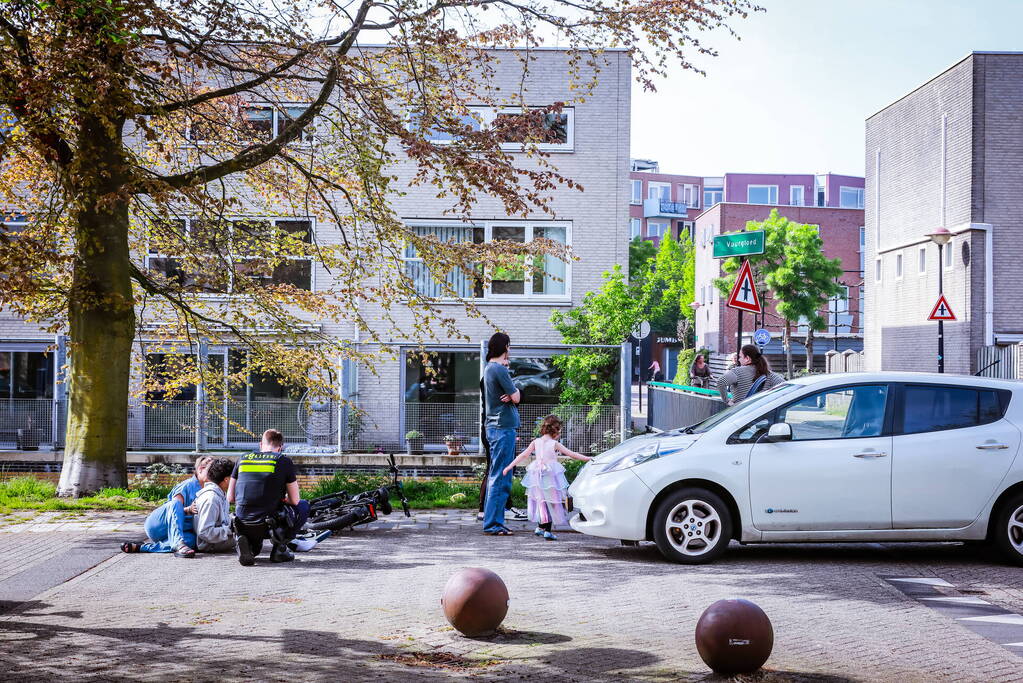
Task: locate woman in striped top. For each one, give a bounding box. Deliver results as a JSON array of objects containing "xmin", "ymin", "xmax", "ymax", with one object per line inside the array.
[{"xmin": 717, "ymin": 344, "xmax": 784, "ymax": 405}]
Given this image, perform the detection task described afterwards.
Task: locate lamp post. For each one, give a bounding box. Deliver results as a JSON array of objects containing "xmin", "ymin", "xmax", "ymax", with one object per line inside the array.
[{"xmin": 927, "ymin": 227, "xmax": 952, "ymax": 373}]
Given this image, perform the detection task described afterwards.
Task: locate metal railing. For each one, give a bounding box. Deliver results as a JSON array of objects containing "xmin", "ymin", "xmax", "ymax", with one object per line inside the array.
[
  {"xmin": 0, "ymin": 399, "xmax": 61, "ymax": 450},
  {"xmin": 647, "ymin": 382, "xmax": 724, "ymax": 432}
]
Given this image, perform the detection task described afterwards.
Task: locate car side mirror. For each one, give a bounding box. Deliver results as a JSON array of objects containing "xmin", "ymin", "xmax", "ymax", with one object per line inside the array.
[{"xmin": 765, "ymin": 423, "xmax": 792, "ymax": 443}]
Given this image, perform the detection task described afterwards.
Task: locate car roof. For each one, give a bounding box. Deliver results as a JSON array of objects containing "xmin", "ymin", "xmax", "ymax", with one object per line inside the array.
[{"xmin": 788, "ymin": 372, "xmax": 1022, "ymax": 391}]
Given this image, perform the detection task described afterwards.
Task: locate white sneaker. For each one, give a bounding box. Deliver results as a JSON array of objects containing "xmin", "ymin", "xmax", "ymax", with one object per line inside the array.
[
  {"xmin": 289, "ymin": 537, "xmax": 318, "ymax": 552},
  {"xmin": 534, "ymin": 526, "xmax": 544, "ymax": 536},
  {"xmin": 543, "ymin": 531, "xmax": 557, "ymax": 541}
]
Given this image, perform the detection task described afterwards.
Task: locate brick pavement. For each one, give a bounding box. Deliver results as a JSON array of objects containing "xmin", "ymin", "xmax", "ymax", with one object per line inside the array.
[{"xmin": 0, "ymin": 510, "xmax": 1021, "ymax": 681}]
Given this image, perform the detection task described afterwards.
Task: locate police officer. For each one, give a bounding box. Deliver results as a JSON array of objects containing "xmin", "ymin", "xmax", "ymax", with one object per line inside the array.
[{"xmin": 227, "ymin": 429, "xmax": 309, "ymax": 565}]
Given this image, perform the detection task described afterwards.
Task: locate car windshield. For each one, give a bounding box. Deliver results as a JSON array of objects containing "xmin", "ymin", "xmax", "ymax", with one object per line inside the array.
[{"xmin": 683, "ymin": 383, "xmax": 800, "ymax": 434}]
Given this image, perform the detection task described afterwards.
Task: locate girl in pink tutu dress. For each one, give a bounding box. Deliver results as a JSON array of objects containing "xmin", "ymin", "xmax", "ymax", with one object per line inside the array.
[{"xmin": 503, "ymin": 415, "xmax": 591, "ymax": 540}]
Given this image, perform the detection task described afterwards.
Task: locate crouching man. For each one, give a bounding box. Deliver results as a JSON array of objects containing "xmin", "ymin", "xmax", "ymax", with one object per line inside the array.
[
  {"xmin": 227, "ymin": 429, "xmax": 309, "ymax": 566},
  {"xmin": 194, "ymin": 458, "xmax": 236, "ymax": 553}
]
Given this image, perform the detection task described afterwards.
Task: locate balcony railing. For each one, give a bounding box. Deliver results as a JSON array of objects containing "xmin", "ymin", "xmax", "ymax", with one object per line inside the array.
[{"xmin": 643, "ymin": 197, "xmax": 690, "ymax": 218}]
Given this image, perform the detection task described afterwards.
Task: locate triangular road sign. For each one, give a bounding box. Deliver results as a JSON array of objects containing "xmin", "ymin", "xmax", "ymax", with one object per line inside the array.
[
  {"xmin": 726, "ymin": 260, "xmax": 762, "ymax": 314},
  {"xmin": 927, "ymin": 294, "xmax": 956, "ymax": 321}
]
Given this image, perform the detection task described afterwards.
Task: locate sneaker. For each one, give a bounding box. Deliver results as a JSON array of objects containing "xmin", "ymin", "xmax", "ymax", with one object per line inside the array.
[
  {"xmin": 236, "ymin": 534, "xmax": 255, "ymax": 566},
  {"xmin": 288, "ymin": 537, "xmax": 318, "ymax": 552},
  {"xmin": 534, "ymin": 527, "xmax": 544, "ymax": 536},
  {"xmin": 543, "ymin": 531, "xmax": 557, "ymax": 541},
  {"xmin": 509, "ymin": 507, "xmax": 528, "ymax": 520},
  {"xmin": 476, "ymin": 511, "xmax": 485, "ymax": 521},
  {"xmin": 270, "ymin": 544, "xmax": 295, "ymax": 563}
]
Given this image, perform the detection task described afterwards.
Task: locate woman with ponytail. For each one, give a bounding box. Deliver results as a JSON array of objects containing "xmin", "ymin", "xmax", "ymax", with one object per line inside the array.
[{"xmin": 717, "ymin": 344, "xmax": 784, "ymax": 405}]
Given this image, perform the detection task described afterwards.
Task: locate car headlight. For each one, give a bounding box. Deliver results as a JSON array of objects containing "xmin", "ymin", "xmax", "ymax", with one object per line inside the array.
[{"xmin": 598, "ymin": 442, "xmax": 661, "ymax": 475}]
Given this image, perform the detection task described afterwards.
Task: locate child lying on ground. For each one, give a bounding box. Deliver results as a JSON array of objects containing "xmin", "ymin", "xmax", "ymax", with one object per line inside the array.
[{"xmin": 195, "ymin": 457, "xmax": 236, "ymax": 553}]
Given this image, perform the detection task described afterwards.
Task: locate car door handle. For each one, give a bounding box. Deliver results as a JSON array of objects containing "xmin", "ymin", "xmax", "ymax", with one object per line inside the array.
[
  {"xmin": 976, "ymin": 443, "xmax": 1009, "ymax": 450},
  {"xmin": 853, "ymin": 451, "xmax": 888, "ymax": 458}
]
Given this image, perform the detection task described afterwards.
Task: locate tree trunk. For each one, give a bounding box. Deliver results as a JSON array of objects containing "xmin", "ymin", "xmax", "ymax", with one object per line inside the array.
[
  {"xmin": 805, "ymin": 327, "xmax": 815, "ymax": 373},
  {"xmin": 783, "ymin": 320, "xmax": 793, "ymax": 379},
  {"xmin": 57, "ymin": 116, "xmax": 133, "ymax": 497}
]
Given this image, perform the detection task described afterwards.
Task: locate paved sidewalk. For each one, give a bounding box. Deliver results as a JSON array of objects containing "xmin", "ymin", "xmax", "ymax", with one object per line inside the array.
[{"xmin": 1, "ymin": 510, "xmax": 1022, "ymax": 681}]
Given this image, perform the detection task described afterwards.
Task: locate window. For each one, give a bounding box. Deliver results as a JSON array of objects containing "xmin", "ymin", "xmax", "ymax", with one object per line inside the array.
[
  {"xmin": 815, "ymin": 175, "xmax": 827, "ymax": 206},
  {"xmin": 630, "ymin": 218, "xmax": 642, "ymax": 239},
  {"xmin": 790, "ymin": 186, "xmax": 805, "ymax": 206},
  {"xmin": 900, "ymin": 385, "xmax": 1010, "ymax": 434},
  {"xmin": 190, "ymin": 105, "xmax": 316, "ymax": 143},
  {"xmin": 647, "ymin": 182, "xmax": 671, "ymax": 201},
  {"xmin": 747, "ymin": 185, "xmax": 778, "ymax": 205},
  {"xmin": 895, "ymin": 252, "xmax": 903, "ymax": 279},
  {"xmin": 679, "ymin": 183, "xmax": 700, "ymax": 208},
  {"xmin": 859, "ymin": 226, "xmax": 865, "ymax": 274},
  {"xmin": 918, "ymin": 246, "xmax": 927, "ymax": 275},
  {"xmin": 403, "ymin": 223, "xmax": 568, "ymax": 299},
  {"xmin": 680, "ymin": 221, "xmax": 694, "ymax": 239},
  {"xmin": 409, "ymin": 109, "xmax": 483, "ymax": 144},
  {"xmin": 146, "ymin": 217, "xmax": 313, "ymax": 293},
  {"xmin": 646, "ymin": 221, "xmax": 668, "ymax": 238},
  {"xmin": 777, "ymin": 385, "xmax": 889, "ymax": 441},
  {"xmin": 840, "ymin": 186, "xmax": 865, "ymax": 209},
  {"xmin": 492, "ymin": 107, "xmax": 574, "ymax": 150},
  {"xmin": 828, "ymin": 286, "xmax": 849, "ymax": 314},
  {"xmin": 703, "ymin": 186, "xmax": 723, "ymax": 208},
  {"xmin": 944, "ymin": 240, "xmax": 954, "ymax": 268},
  {"xmin": 631, "ymin": 180, "xmax": 643, "ymax": 205},
  {"xmin": 875, "ymin": 258, "xmax": 882, "ymax": 282},
  {"xmin": 145, "ymin": 350, "xmax": 300, "ymax": 403},
  {"xmin": 0, "ymin": 351, "xmax": 54, "ymax": 400}
]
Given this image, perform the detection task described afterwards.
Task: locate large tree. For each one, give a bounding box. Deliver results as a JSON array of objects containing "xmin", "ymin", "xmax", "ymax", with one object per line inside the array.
[{"xmin": 0, "ymin": 0, "xmax": 758, "ymax": 494}]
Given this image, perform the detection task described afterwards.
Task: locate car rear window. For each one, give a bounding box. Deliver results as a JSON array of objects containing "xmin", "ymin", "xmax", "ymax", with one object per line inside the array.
[{"xmin": 901, "ymin": 385, "xmax": 1011, "ymax": 434}]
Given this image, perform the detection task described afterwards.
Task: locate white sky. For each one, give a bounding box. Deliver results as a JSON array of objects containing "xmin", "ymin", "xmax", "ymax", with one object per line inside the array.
[{"xmin": 631, "ymin": 0, "xmax": 1023, "ymax": 177}]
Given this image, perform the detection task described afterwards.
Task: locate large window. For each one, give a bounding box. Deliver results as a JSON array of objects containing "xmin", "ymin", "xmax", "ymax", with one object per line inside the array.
[
  {"xmin": 777, "ymin": 385, "xmax": 889, "ymax": 441},
  {"xmin": 646, "ymin": 221, "xmax": 668, "ymax": 239},
  {"xmin": 145, "ymin": 350, "xmax": 300, "ymax": 402},
  {"xmin": 410, "ymin": 109, "xmax": 483, "ymax": 144},
  {"xmin": 410, "ymin": 106, "xmax": 574, "ymax": 151},
  {"xmin": 679, "ymin": 183, "xmax": 700, "ymax": 208},
  {"xmin": 900, "ymin": 385, "xmax": 1009, "ymax": 434},
  {"xmin": 404, "ymin": 350, "xmax": 564, "ymax": 405},
  {"xmin": 403, "ymin": 222, "xmax": 569, "ymax": 299},
  {"xmin": 647, "ymin": 182, "xmax": 671, "ymax": 201},
  {"xmin": 747, "ymin": 185, "xmax": 778, "ymax": 205},
  {"xmin": 703, "ymin": 186, "xmax": 723, "ymax": 208},
  {"xmin": 790, "ymin": 186, "xmax": 805, "ymax": 206},
  {"xmin": 190, "ymin": 104, "xmax": 314, "ymax": 142},
  {"xmin": 630, "ymin": 218, "xmax": 642, "ymax": 239},
  {"xmin": 0, "ymin": 352, "xmax": 54, "ymax": 399},
  {"xmin": 840, "ymin": 186, "xmax": 865, "ymax": 209},
  {"xmin": 630, "ymin": 180, "xmax": 643, "ymax": 204},
  {"xmin": 146, "ymin": 217, "xmax": 313, "ymax": 293}
]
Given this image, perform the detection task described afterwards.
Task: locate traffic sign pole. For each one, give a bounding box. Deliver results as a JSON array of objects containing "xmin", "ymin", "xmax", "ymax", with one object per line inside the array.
[
  {"xmin": 736, "ymin": 311, "xmax": 743, "ymax": 361},
  {"xmin": 938, "ymin": 243, "xmax": 944, "ymax": 373}
]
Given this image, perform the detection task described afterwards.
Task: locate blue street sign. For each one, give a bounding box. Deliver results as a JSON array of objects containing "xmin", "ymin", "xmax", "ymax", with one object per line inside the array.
[{"xmin": 753, "ymin": 329, "xmax": 771, "ymax": 347}]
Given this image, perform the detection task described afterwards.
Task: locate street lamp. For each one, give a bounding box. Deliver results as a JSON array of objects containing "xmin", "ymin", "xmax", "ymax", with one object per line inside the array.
[{"xmin": 927, "ymin": 227, "xmax": 953, "ymax": 373}]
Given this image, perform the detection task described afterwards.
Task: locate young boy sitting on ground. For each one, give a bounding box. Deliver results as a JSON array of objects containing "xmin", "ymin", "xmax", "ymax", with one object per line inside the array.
[{"xmin": 194, "ymin": 457, "xmax": 236, "ymax": 553}]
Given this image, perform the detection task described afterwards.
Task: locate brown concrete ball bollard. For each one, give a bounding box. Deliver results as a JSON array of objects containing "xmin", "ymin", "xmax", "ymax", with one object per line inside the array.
[
  {"xmin": 441, "ymin": 567, "xmax": 510, "ymax": 637},
  {"xmin": 694, "ymin": 599, "xmax": 774, "ymax": 676}
]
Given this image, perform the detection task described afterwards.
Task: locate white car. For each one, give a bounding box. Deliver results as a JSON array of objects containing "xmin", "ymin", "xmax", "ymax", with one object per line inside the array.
[{"xmin": 569, "ymin": 372, "xmax": 1023, "ymax": 565}]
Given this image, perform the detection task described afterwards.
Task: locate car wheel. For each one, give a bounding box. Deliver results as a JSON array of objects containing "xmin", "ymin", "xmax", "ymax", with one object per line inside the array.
[
  {"xmin": 652, "ymin": 488, "xmax": 733, "ymax": 564},
  {"xmin": 994, "ymin": 492, "xmax": 1023, "ymax": 566}
]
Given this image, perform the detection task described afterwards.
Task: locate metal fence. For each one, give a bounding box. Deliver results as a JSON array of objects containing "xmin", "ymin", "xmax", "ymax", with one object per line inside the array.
[
  {"xmin": 647, "ymin": 383, "xmax": 724, "ymax": 432},
  {"xmin": 977, "ymin": 344, "xmax": 1023, "ymax": 379},
  {"xmin": 0, "ymin": 398, "xmax": 618, "ymax": 454}
]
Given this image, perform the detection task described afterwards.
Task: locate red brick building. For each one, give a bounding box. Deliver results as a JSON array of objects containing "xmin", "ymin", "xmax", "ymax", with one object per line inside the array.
[{"xmin": 693, "ymin": 203, "xmax": 865, "ymax": 367}]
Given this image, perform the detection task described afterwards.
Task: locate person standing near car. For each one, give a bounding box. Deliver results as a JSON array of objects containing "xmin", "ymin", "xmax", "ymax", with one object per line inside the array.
[
  {"xmin": 481, "ymin": 333, "xmax": 520, "ymax": 536},
  {"xmin": 477, "ymin": 352, "xmax": 527, "ymax": 523},
  {"xmin": 717, "ymin": 344, "xmax": 784, "ymax": 405}
]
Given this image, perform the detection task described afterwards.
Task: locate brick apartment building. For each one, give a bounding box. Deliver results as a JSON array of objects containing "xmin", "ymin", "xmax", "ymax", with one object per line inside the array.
[
  {"xmin": 630, "ymin": 164, "xmax": 865, "ymax": 378},
  {"xmin": 865, "ymin": 52, "xmax": 1023, "ymax": 374},
  {"xmin": 0, "ymin": 48, "xmax": 632, "ymax": 454}
]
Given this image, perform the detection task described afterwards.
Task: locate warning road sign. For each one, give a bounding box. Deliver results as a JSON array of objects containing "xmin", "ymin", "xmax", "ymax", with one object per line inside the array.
[
  {"xmin": 726, "ymin": 260, "xmax": 762, "ymax": 314},
  {"xmin": 928, "ymin": 294, "xmax": 956, "ymax": 321}
]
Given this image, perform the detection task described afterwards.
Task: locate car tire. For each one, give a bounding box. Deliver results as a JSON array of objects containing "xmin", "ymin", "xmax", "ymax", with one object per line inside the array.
[
  {"xmin": 652, "ymin": 488, "xmax": 733, "ymax": 564},
  {"xmin": 993, "ymin": 491, "xmax": 1023, "ymax": 567}
]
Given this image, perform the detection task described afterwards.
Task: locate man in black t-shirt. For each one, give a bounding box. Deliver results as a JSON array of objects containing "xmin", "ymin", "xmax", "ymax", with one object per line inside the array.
[{"xmin": 227, "ymin": 429, "xmax": 309, "ymax": 565}]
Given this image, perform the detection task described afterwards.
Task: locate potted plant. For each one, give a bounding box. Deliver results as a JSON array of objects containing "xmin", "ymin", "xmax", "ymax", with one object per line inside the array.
[
  {"xmin": 404, "ymin": 430, "xmax": 424, "ymax": 455},
  {"xmin": 443, "ymin": 434, "xmax": 462, "ymax": 456}
]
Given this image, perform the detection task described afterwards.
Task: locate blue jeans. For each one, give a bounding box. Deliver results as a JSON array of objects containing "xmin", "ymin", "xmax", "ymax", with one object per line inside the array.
[
  {"xmin": 140, "ymin": 499, "xmax": 196, "ymax": 553},
  {"xmin": 483, "ymin": 427, "xmax": 517, "ymax": 532}
]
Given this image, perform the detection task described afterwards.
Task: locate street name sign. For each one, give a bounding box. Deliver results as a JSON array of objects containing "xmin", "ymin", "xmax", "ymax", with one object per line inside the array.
[
  {"xmin": 928, "ymin": 294, "xmax": 957, "ymax": 321},
  {"xmin": 713, "ymin": 230, "xmax": 765, "ymax": 259},
  {"xmin": 726, "ymin": 260, "xmax": 763, "ymax": 314}
]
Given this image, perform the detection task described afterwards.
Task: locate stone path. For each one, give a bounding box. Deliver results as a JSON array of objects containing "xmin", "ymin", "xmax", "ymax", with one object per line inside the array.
[{"xmin": 1, "ymin": 510, "xmax": 1022, "ymax": 681}]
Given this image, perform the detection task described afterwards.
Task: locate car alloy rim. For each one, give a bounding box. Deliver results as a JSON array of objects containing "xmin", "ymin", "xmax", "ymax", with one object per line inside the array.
[
  {"xmin": 1009, "ymin": 503, "xmax": 1023, "ymax": 555},
  {"xmin": 665, "ymin": 499, "xmax": 721, "ymax": 556}
]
